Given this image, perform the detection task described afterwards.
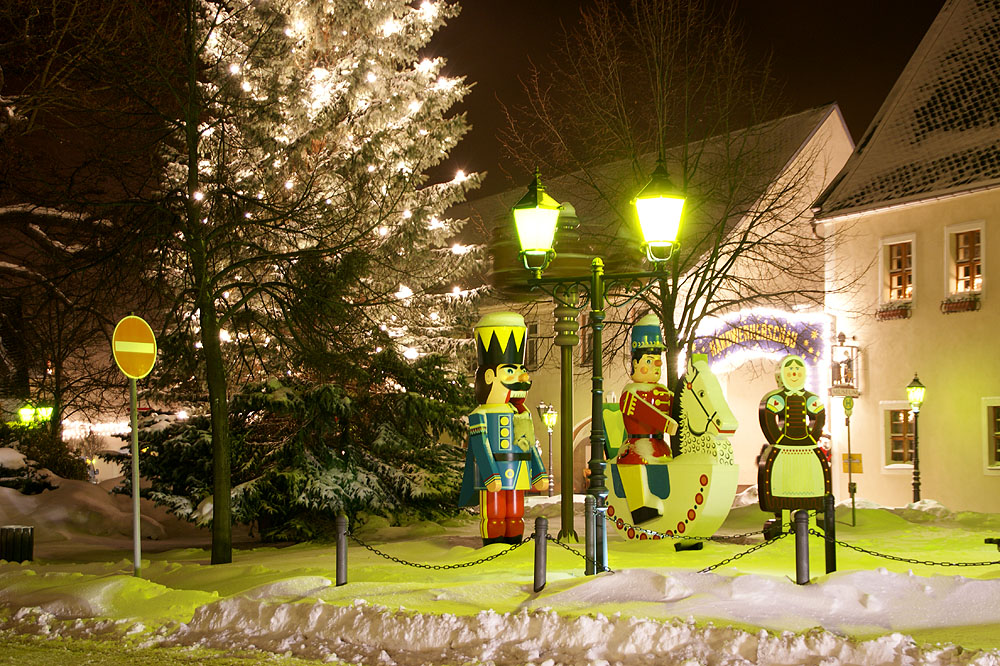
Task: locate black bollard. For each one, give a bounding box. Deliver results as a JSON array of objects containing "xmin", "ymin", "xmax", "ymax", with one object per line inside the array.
[
  {"xmin": 534, "ymin": 516, "xmax": 548, "ymax": 592},
  {"xmin": 823, "ymin": 494, "xmax": 837, "ymax": 574},
  {"xmin": 336, "ymin": 514, "xmax": 348, "ymax": 586},
  {"xmin": 585, "ymin": 495, "xmax": 596, "ymax": 576},
  {"xmin": 0, "ymin": 526, "xmax": 33, "ymax": 563},
  {"xmin": 794, "ymin": 510, "xmax": 810, "ymax": 585}
]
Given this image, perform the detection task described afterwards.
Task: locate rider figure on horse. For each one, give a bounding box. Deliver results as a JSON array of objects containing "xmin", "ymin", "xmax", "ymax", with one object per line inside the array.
[{"xmin": 617, "ymin": 313, "xmax": 679, "ymax": 465}]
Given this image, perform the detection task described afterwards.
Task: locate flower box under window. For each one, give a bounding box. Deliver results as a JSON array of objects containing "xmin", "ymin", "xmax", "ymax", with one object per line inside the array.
[
  {"xmin": 876, "ymin": 301, "xmax": 911, "ymax": 321},
  {"xmin": 940, "ymin": 293, "xmax": 980, "ymax": 314}
]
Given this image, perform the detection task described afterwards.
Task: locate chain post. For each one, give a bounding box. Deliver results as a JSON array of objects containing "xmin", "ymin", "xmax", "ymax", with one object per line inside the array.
[
  {"xmin": 585, "ymin": 495, "xmax": 596, "ymax": 575},
  {"xmin": 823, "ymin": 494, "xmax": 836, "ymax": 574},
  {"xmin": 534, "ymin": 516, "xmax": 548, "ymax": 592},
  {"xmin": 794, "ymin": 510, "xmax": 810, "ymax": 585},
  {"xmin": 336, "ymin": 514, "xmax": 348, "ymax": 586}
]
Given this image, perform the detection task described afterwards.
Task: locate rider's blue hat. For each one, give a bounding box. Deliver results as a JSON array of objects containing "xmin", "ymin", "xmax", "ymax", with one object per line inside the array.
[{"xmin": 631, "ymin": 313, "xmax": 665, "ymax": 354}]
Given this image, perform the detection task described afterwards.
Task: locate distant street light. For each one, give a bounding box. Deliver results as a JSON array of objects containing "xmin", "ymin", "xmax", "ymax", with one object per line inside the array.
[
  {"xmin": 906, "ymin": 374, "xmax": 926, "ymax": 502},
  {"xmin": 537, "ymin": 403, "xmax": 558, "ymax": 497},
  {"xmin": 18, "ymin": 405, "xmax": 53, "ymax": 423}
]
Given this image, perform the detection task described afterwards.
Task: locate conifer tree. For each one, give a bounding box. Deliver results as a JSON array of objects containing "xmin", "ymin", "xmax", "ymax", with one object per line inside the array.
[
  {"xmin": 3, "ymin": 1, "xmax": 481, "ymax": 559},
  {"xmin": 147, "ymin": 0, "xmax": 481, "ymax": 562}
]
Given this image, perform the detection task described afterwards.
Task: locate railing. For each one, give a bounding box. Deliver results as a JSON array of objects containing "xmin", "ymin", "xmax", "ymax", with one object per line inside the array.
[{"xmin": 331, "ymin": 505, "xmax": 1000, "ymax": 591}]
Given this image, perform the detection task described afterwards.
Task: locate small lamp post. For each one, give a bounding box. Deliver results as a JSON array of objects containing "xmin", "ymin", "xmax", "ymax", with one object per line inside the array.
[
  {"xmin": 537, "ymin": 403, "xmax": 558, "ymax": 497},
  {"xmin": 512, "ymin": 164, "xmax": 684, "ymax": 572},
  {"xmin": 906, "ymin": 374, "xmax": 926, "ymax": 502}
]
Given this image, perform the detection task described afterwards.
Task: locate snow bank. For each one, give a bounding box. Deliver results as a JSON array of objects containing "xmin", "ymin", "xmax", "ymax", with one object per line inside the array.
[
  {"xmin": 6, "ymin": 566, "xmax": 998, "ymax": 665},
  {"xmin": 2, "ymin": 487, "xmax": 999, "ymax": 664},
  {"xmin": 0, "ymin": 447, "xmax": 26, "ymax": 470},
  {"xmin": 0, "ymin": 478, "xmax": 202, "ymax": 543},
  {"xmin": 152, "ymin": 595, "xmax": 999, "ymax": 665}
]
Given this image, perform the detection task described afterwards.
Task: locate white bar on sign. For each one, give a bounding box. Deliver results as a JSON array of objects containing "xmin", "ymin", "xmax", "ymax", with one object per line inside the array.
[{"xmin": 115, "ymin": 341, "xmax": 155, "ymax": 354}]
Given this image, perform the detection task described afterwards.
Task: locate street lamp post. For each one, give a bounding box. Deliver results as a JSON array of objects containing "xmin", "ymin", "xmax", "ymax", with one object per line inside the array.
[
  {"xmin": 907, "ymin": 374, "xmax": 926, "ymax": 502},
  {"xmin": 537, "ymin": 403, "xmax": 558, "ymax": 497},
  {"xmin": 511, "ymin": 163, "xmax": 685, "ymax": 573}
]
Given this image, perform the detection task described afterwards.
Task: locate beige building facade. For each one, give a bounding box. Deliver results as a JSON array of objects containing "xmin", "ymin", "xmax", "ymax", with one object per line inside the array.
[{"xmin": 814, "ymin": 0, "xmax": 1000, "ymax": 511}]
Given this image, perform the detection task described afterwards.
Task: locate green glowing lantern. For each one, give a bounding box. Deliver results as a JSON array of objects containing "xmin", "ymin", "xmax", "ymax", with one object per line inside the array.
[
  {"xmin": 633, "ymin": 159, "xmax": 685, "ymax": 263},
  {"xmin": 906, "ymin": 374, "xmax": 926, "ymax": 413},
  {"xmin": 17, "ymin": 405, "xmax": 53, "ymax": 423},
  {"xmin": 512, "ymin": 169, "xmax": 561, "ymax": 275}
]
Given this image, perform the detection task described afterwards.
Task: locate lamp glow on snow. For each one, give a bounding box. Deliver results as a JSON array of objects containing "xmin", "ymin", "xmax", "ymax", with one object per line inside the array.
[
  {"xmin": 513, "ymin": 169, "xmax": 561, "ymax": 276},
  {"xmin": 633, "ymin": 159, "xmax": 685, "ymax": 263},
  {"xmin": 906, "ymin": 374, "xmax": 926, "ymax": 413}
]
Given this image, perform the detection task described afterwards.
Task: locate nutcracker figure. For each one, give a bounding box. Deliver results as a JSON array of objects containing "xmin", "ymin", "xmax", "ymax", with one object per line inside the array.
[
  {"xmin": 757, "ymin": 354, "xmax": 832, "ymax": 511},
  {"xmin": 614, "ymin": 313, "xmax": 678, "ymax": 524},
  {"xmin": 458, "ymin": 312, "xmax": 549, "ymax": 546}
]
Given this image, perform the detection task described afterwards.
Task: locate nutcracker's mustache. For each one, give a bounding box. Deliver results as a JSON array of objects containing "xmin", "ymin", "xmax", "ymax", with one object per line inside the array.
[{"xmin": 504, "ymin": 381, "xmax": 531, "ymax": 393}]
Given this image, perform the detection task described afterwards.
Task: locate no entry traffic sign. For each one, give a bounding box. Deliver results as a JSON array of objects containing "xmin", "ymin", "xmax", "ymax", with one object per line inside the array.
[{"xmin": 112, "ymin": 316, "xmax": 157, "ymax": 379}]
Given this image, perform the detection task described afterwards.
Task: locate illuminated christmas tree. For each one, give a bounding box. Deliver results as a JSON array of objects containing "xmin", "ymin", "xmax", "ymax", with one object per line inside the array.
[{"xmin": 143, "ymin": 0, "xmax": 481, "ymax": 560}]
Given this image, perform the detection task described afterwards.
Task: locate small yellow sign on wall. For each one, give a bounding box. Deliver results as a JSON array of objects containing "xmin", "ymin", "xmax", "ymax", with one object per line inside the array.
[{"xmin": 842, "ymin": 453, "xmax": 863, "ymax": 474}]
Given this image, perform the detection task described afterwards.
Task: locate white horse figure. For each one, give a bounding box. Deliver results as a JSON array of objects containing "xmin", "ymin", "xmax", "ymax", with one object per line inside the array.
[
  {"xmin": 674, "ymin": 353, "xmax": 738, "ymax": 464},
  {"xmin": 606, "ymin": 353, "xmax": 740, "ymax": 541}
]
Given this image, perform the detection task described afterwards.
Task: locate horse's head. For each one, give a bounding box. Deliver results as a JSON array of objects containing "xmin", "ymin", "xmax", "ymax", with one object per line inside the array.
[{"xmin": 678, "ymin": 353, "xmax": 738, "ymax": 439}]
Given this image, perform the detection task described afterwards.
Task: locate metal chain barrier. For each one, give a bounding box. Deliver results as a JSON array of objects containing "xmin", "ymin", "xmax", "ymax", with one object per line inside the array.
[
  {"xmin": 594, "ymin": 507, "xmax": 786, "ymax": 574},
  {"xmin": 809, "ymin": 528, "xmax": 1000, "ymax": 568},
  {"xmin": 699, "ymin": 532, "xmax": 791, "ymax": 573},
  {"xmin": 348, "ymin": 532, "xmax": 529, "ymax": 570},
  {"xmin": 546, "ymin": 534, "xmax": 615, "ymax": 574}
]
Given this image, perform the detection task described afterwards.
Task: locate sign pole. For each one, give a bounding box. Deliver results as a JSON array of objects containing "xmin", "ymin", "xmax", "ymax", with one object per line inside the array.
[
  {"xmin": 843, "ymin": 395, "xmax": 856, "ymax": 527},
  {"xmin": 111, "ymin": 315, "xmax": 157, "ymax": 579},
  {"xmin": 130, "ymin": 377, "xmax": 141, "ymax": 577}
]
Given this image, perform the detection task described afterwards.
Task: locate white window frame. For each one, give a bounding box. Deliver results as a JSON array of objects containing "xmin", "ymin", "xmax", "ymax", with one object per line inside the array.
[
  {"xmin": 879, "ymin": 232, "xmax": 916, "ymax": 305},
  {"xmin": 880, "ymin": 400, "xmax": 914, "ymax": 473},
  {"xmin": 981, "ymin": 397, "xmax": 1000, "ymax": 475},
  {"xmin": 944, "ymin": 220, "xmax": 985, "ymax": 297}
]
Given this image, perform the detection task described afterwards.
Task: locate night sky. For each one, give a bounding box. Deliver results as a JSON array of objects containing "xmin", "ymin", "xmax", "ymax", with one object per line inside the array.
[{"xmin": 427, "ymin": 0, "xmax": 948, "ymax": 197}]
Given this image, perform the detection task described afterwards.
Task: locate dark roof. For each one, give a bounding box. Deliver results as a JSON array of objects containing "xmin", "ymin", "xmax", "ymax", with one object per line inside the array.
[{"xmin": 813, "ymin": 0, "xmax": 1000, "ymax": 219}]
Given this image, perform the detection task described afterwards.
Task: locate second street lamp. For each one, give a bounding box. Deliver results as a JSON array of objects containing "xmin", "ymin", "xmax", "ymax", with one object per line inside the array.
[
  {"xmin": 907, "ymin": 374, "xmax": 926, "ymax": 502},
  {"xmin": 511, "ymin": 165, "xmax": 684, "ymax": 573},
  {"xmin": 537, "ymin": 403, "xmax": 558, "ymax": 497}
]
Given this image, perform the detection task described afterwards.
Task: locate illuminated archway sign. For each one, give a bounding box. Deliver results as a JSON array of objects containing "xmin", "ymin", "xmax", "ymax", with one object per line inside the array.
[{"xmin": 692, "ymin": 308, "xmax": 832, "ymax": 396}]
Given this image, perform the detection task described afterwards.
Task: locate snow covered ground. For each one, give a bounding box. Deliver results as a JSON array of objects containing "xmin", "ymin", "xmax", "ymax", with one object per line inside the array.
[{"xmin": 1, "ymin": 479, "xmax": 999, "ymax": 665}]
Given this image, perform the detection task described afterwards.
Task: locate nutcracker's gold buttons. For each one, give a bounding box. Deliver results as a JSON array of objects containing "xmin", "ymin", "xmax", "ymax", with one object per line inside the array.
[
  {"xmin": 505, "ymin": 469, "xmax": 515, "ymax": 479},
  {"xmin": 500, "ymin": 428, "xmax": 509, "ymax": 437},
  {"xmin": 500, "ymin": 416, "xmax": 510, "ymax": 425}
]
